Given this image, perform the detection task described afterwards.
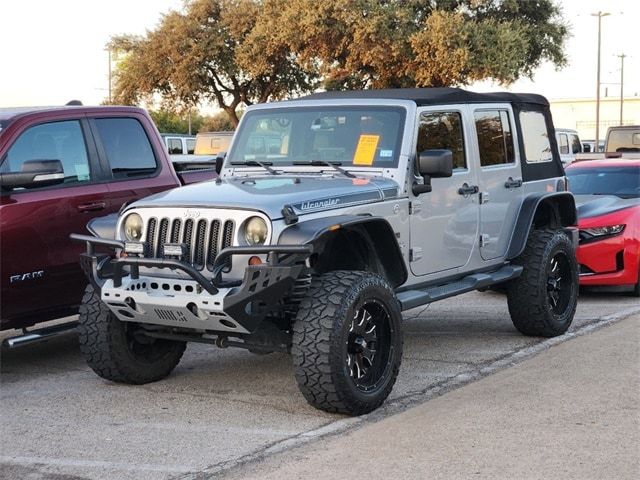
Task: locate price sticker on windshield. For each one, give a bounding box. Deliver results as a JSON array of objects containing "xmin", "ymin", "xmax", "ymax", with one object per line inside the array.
[{"xmin": 353, "ymin": 135, "xmax": 380, "ymax": 166}]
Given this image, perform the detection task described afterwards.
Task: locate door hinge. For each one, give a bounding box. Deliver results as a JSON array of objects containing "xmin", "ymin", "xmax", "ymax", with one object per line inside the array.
[
  {"xmin": 409, "ymin": 200, "xmax": 422, "ymax": 214},
  {"xmin": 410, "ymin": 247, "xmax": 423, "ymax": 262},
  {"xmin": 479, "ymin": 234, "xmax": 491, "ymax": 247}
]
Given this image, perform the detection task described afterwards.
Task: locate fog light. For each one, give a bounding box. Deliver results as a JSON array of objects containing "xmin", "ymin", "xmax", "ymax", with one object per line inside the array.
[
  {"xmin": 248, "ymin": 256, "xmax": 262, "ymax": 266},
  {"xmin": 162, "ymin": 243, "xmax": 187, "ymax": 258},
  {"xmin": 124, "ymin": 242, "xmax": 148, "ymax": 255}
]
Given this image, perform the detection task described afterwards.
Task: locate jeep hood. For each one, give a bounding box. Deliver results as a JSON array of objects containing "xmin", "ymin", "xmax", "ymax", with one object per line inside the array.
[{"xmin": 127, "ymin": 175, "xmax": 400, "ymax": 219}]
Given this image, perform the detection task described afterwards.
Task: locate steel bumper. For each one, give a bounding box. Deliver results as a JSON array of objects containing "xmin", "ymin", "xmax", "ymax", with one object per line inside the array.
[{"xmin": 70, "ymin": 234, "xmax": 312, "ymax": 333}]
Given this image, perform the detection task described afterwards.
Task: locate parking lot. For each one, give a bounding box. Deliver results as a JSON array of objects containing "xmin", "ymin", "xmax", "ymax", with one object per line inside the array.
[{"xmin": 1, "ymin": 290, "xmax": 638, "ymax": 480}]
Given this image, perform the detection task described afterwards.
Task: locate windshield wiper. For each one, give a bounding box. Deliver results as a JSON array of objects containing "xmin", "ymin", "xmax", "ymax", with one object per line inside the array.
[
  {"xmin": 230, "ymin": 160, "xmax": 279, "ymax": 175},
  {"xmin": 293, "ymin": 160, "xmax": 356, "ymax": 178}
]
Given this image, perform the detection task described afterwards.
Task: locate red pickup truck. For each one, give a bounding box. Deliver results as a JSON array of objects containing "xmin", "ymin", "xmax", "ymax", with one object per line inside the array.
[{"xmin": 0, "ymin": 105, "xmax": 217, "ymax": 344}]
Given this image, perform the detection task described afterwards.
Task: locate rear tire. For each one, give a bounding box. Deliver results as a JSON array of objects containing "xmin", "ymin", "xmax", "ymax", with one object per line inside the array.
[
  {"xmin": 292, "ymin": 271, "xmax": 403, "ymax": 415},
  {"xmin": 506, "ymin": 229, "xmax": 578, "ymax": 337},
  {"xmin": 78, "ymin": 285, "xmax": 186, "ymax": 384}
]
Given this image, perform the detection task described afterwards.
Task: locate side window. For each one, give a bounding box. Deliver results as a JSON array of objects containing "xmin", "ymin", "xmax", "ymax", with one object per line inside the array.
[
  {"xmin": 570, "ymin": 134, "xmax": 582, "ymax": 154},
  {"xmin": 558, "ymin": 133, "xmax": 569, "ymax": 154},
  {"xmin": 94, "ymin": 118, "xmax": 157, "ymax": 178},
  {"xmin": 417, "ymin": 111, "xmax": 466, "ymax": 169},
  {"xmin": 186, "ymin": 138, "xmax": 195, "ymax": 154},
  {"xmin": 519, "ymin": 111, "xmax": 552, "ymax": 163},
  {"xmin": 474, "ymin": 110, "xmax": 515, "ymax": 167},
  {"xmin": 168, "ymin": 138, "xmax": 183, "ymax": 155},
  {"xmin": 1, "ymin": 120, "xmax": 91, "ymax": 184}
]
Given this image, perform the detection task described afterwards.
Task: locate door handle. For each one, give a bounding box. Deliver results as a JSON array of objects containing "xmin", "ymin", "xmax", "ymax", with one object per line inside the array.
[
  {"xmin": 77, "ymin": 202, "xmax": 106, "ymax": 212},
  {"xmin": 457, "ymin": 183, "xmax": 479, "ymax": 196},
  {"xmin": 504, "ymin": 177, "xmax": 523, "ymax": 189}
]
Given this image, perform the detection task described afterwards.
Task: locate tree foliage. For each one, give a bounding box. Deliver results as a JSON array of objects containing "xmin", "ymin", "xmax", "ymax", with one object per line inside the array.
[
  {"xmin": 112, "ymin": 0, "xmax": 568, "ymax": 124},
  {"xmin": 148, "ymin": 109, "xmax": 206, "ymax": 134}
]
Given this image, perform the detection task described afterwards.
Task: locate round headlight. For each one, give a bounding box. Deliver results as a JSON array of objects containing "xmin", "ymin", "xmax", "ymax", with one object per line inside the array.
[
  {"xmin": 244, "ymin": 216, "xmax": 268, "ymax": 245},
  {"xmin": 123, "ymin": 213, "xmax": 143, "ymax": 241}
]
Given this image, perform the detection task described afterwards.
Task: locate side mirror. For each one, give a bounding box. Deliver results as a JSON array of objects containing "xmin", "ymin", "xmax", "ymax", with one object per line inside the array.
[
  {"xmin": 0, "ymin": 159, "xmax": 64, "ymax": 190},
  {"xmin": 413, "ymin": 149, "xmax": 453, "ymax": 195},
  {"xmin": 215, "ymin": 152, "xmax": 226, "ymax": 175}
]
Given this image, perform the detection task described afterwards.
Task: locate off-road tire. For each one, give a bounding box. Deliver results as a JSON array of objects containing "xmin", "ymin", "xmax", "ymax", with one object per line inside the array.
[
  {"xmin": 78, "ymin": 285, "xmax": 186, "ymax": 384},
  {"xmin": 507, "ymin": 229, "xmax": 578, "ymax": 337},
  {"xmin": 632, "ymin": 268, "xmax": 640, "ymax": 297},
  {"xmin": 292, "ymin": 271, "xmax": 402, "ymax": 415}
]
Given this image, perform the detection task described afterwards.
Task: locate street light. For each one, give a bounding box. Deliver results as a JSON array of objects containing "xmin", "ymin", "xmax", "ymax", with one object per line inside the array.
[
  {"xmin": 617, "ymin": 53, "xmax": 626, "ymax": 125},
  {"xmin": 591, "ymin": 11, "xmax": 610, "ymax": 150}
]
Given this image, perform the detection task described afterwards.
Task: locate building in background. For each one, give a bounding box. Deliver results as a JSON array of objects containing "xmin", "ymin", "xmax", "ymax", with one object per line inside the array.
[{"xmin": 550, "ymin": 97, "xmax": 640, "ymax": 141}]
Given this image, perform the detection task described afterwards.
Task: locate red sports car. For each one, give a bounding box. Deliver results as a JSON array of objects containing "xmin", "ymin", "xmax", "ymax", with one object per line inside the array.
[{"xmin": 565, "ymin": 159, "xmax": 640, "ymax": 296}]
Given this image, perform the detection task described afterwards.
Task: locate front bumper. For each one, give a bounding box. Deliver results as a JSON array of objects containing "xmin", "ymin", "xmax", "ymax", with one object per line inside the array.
[
  {"xmin": 70, "ymin": 234, "xmax": 312, "ymax": 333},
  {"xmin": 577, "ymin": 233, "xmax": 639, "ymax": 287}
]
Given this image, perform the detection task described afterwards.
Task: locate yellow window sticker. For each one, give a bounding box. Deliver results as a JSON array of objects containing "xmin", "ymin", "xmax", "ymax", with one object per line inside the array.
[{"xmin": 353, "ymin": 135, "xmax": 380, "ymax": 166}]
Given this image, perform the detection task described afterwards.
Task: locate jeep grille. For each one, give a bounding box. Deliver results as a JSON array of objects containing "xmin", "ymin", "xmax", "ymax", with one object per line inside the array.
[{"xmin": 145, "ymin": 217, "xmax": 234, "ymax": 271}]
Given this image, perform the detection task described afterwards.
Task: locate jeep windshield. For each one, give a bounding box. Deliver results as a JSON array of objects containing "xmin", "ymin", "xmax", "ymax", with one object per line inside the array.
[{"xmin": 227, "ymin": 106, "xmax": 405, "ymax": 169}]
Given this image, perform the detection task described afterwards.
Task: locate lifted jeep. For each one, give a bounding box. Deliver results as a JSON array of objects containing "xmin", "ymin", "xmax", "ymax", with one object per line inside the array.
[{"xmin": 72, "ymin": 88, "xmax": 579, "ymax": 415}]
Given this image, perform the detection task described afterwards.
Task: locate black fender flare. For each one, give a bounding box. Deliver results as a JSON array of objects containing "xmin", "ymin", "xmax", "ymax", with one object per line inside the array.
[
  {"xmin": 86, "ymin": 213, "xmax": 119, "ymax": 240},
  {"xmin": 506, "ymin": 191, "xmax": 577, "ymax": 259},
  {"xmin": 278, "ymin": 215, "xmax": 407, "ymax": 287}
]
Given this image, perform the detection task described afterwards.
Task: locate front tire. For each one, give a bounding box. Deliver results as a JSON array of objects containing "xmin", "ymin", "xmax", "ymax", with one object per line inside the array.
[
  {"xmin": 292, "ymin": 271, "xmax": 403, "ymax": 415},
  {"xmin": 507, "ymin": 229, "xmax": 578, "ymax": 337},
  {"xmin": 78, "ymin": 285, "xmax": 186, "ymax": 384}
]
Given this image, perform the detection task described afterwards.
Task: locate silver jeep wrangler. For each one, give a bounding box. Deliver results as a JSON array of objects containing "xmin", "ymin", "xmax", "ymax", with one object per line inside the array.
[{"xmin": 73, "ymin": 88, "xmax": 579, "ymax": 415}]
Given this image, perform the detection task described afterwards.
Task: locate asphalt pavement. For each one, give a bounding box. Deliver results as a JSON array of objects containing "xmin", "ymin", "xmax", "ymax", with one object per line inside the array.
[
  {"xmin": 222, "ymin": 314, "xmax": 640, "ymax": 480},
  {"xmin": 1, "ymin": 290, "xmax": 638, "ymax": 480}
]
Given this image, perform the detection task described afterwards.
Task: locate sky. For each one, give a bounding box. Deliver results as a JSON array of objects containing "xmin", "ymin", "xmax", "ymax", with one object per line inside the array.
[{"xmin": 0, "ymin": 0, "xmax": 638, "ymax": 109}]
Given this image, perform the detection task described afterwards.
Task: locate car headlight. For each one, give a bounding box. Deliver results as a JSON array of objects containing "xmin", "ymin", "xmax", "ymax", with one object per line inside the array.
[
  {"xmin": 123, "ymin": 213, "xmax": 144, "ymax": 241},
  {"xmin": 243, "ymin": 216, "xmax": 268, "ymax": 245},
  {"xmin": 582, "ymin": 224, "xmax": 625, "ymax": 237}
]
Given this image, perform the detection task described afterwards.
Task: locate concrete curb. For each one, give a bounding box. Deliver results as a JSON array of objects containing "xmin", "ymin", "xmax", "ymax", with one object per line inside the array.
[{"xmin": 177, "ymin": 306, "xmax": 640, "ymax": 479}]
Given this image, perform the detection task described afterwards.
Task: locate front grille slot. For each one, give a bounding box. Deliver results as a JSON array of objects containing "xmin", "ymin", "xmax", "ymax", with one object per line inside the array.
[
  {"xmin": 222, "ymin": 220, "xmax": 234, "ymax": 271},
  {"xmin": 194, "ymin": 220, "xmax": 207, "ymax": 269},
  {"xmin": 157, "ymin": 219, "xmax": 169, "ymax": 257},
  {"xmin": 206, "ymin": 220, "xmax": 221, "ymax": 271},
  {"xmin": 142, "ymin": 215, "xmax": 238, "ymax": 272}
]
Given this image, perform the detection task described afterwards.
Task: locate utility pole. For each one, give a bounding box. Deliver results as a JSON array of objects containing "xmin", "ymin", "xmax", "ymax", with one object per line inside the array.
[
  {"xmin": 107, "ymin": 47, "xmax": 112, "ymax": 104},
  {"xmin": 618, "ymin": 53, "xmax": 626, "ymax": 125},
  {"xmin": 591, "ymin": 11, "xmax": 609, "ymax": 149}
]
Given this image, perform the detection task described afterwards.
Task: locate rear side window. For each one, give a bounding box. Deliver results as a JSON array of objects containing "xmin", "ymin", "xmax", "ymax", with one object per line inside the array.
[
  {"xmin": 474, "ymin": 110, "xmax": 515, "ymax": 166},
  {"xmin": 167, "ymin": 138, "xmax": 183, "ymax": 154},
  {"xmin": 186, "ymin": 138, "xmax": 195, "ymax": 154},
  {"xmin": 519, "ymin": 111, "xmax": 552, "ymax": 163},
  {"xmin": 570, "ymin": 134, "xmax": 582, "ymax": 154},
  {"xmin": 417, "ymin": 111, "xmax": 466, "ymax": 169},
  {"xmin": 94, "ymin": 118, "xmax": 157, "ymax": 178},
  {"xmin": 558, "ymin": 133, "xmax": 569, "ymax": 154},
  {"xmin": 1, "ymin": 120, "xmax": 91, "ymax": 184}
]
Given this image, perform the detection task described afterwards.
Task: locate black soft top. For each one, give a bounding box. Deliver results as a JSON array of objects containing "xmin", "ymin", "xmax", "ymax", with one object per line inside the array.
[{"xmin": 301, "ymin": 87, "xmax": 549, "ymax": 107}]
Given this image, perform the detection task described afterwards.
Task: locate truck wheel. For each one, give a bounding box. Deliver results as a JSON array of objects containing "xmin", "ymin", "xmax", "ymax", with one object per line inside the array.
[
  {"xmin": 292, "ymin": 271, "xmax": 402, "ymax": 415},
  {"xmin": 78, "ymin": 285, "xmax": 186, "ymax": 384},
  {"xmin": 507, "ymin": 229, "xmax": 578, "ymax": 337}
]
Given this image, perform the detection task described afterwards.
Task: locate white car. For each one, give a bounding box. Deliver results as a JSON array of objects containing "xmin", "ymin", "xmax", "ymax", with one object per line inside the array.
[{"xmin": 555, "ymin": 128, "xmax": 583, "ymax": 166}]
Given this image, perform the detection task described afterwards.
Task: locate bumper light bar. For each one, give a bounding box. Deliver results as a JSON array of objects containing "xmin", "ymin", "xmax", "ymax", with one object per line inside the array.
[
  {"xmin": 161, "ymin": 243, "xmax": 187, "ymax": 258},
  {"xmin": 124, "ymin": 241, "xmax": 149, "ymax": 255}
]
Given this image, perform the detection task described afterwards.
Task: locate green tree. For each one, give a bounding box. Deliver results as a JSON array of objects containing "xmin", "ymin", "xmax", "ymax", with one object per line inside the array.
[
  {"xmin": 112, "ymin": 0, "xmax": 316, "ymax": 127},
  {"xmin": 199, "ymin": 110, "xmax": 240, "ymax": 132},
  {"xmin": 113, "ymin": 0, "xmax": 568, "ymax": 124},
  {"xmin": 148, "ymin": 109, "xmax": 205, "ymax": 134},
  {"xmin": 277, "ymin": 0, "xmax": 568, "ymax": 88}
]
